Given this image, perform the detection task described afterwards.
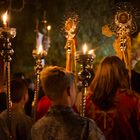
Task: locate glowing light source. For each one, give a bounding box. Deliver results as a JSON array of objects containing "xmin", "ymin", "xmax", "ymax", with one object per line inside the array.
[
  {"xmin": 38, "ymin": 45, "xmax": 43, "ymax": 54},
  {"xmin": 2, "ymin": 11, "xmax": 8, "ymax": 26},
  {"xmin": 88, "ymin": 49, "xmax": 96, "ymax": 58},
  {"xmin": 82, "ymin": 43, "xmax": 88, "ymax": 54},
  {"xmin": 47, "ymin": 25, "xmax": 51, "ymax": 31}
]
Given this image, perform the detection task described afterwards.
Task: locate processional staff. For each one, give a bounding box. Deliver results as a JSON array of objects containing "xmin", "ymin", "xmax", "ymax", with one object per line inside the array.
[
  {"xmin": 64, "ymin": 14, "xmax": 79, "ymax": 74},
  {"xmin": 0, "ymin": 11, "xmax": 16, "ymax": 139},
  {"xmin": 32, "ymin": 44, "xmax": 47, "ymax": 122},
  {"xmin": 32, "ymin": 15, "xmax": 49, "ymax": 122},
  {"xmin": 64, "ymin": 14, "xmax": 96, "ymax": 116},
  {"xmin": 102, "ymin": 2, "xmax": 139, "ymax": 88},
  {"xmin": 75, "ymin": 44, "xmax": 95, "ymax": 116}
]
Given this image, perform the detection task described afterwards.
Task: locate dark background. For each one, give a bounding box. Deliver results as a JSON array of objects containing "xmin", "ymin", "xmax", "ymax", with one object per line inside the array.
[{"xmin": 0, "ymin": 0, "xmax": 140, "ymax": 77}]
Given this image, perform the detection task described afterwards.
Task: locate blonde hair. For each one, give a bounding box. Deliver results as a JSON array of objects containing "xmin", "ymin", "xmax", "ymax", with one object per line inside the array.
[{"xmin": 40, "ymin": 66, "xmax": 74, "ymax": 101}]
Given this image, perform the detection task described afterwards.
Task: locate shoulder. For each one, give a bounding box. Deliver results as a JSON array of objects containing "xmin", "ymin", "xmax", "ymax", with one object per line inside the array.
[
  {"xmin": 9, "ymin": 111, "xmax": 33, "ymax": 129},
  {"xmin": 86, "ymin": 117, "xmax": 102, "ymax": 132},
  {"xmin": 0, "ymin": 110, "xmax": 7, "ymax": 119},
  {"xmin": 32, "ymin": 116, "xmax": 47, "ymax": 131},
  {"xmin": 83, "ymin": 117, "xmax": 105, "ymax": 140},
  {"xmin": 116, "ymin": 89, "xmax": 140, "ymax": 107},
  {"xmin": 0, "ymin": 110, "xmax": 7, "ymax": 125},
  {"xmin": 31, "ymin": 116, "xmax": 48, "ymax": 139},
  {"xmin": 16, "ymin": 111, "xmax": 32, "ymax": 122},
  {"xmin": 23, "ymin": 114, "xmax": 33, "ymax": 126},
  {"xmin": 117, "ymin": 89, "xmax": 139, "ymax": 98},
  {"xmin": 77, "ymin": 116, "xmax": 101, "ymax": 132}
]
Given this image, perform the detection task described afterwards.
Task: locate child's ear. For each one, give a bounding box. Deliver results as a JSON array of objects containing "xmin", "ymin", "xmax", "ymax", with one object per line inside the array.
[{"xmin": 66, "ymin": 86, "xmax": 70, "ymax": 96}]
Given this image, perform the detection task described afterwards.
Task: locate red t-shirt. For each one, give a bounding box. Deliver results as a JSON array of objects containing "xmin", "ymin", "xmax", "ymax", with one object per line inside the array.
[{"xmin": 36, "ymin": 96, "xmax": 52, "ymax": 120}]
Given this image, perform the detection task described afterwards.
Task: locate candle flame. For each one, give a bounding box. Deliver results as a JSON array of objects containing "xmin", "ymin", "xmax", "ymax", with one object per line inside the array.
[
  {"xmin": 82, "ymin": 43, "xmax": 87, "ymax": 54},
  {"xmin": 88, "ymin": 49, "xmax": 96, "ymax": 58},
  {"xmin": 88, "ymin": 49, "xmax": 94, "ymax": 54},
  {"xmin": 47, "ymin": 25, "xmax": 51, "ymax": 31},
  {"xmin": 38, "ymin": 45, "xmax": 43, "ymax": 54},
  {"xmin": 2, "ymin": 11, "xmax": 8, "ymax": 25}
]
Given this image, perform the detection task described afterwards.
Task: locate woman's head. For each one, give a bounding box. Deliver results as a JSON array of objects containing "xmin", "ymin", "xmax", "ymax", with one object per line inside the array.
[{"xmin": 90, "ymin": 56, "xmax": 129, "ymax": 110}]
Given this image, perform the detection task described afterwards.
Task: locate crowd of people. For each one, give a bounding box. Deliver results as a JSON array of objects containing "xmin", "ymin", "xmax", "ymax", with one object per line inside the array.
[{"xmin": 0, "ymin": 55, "xmax": 140, "ymax": 140}]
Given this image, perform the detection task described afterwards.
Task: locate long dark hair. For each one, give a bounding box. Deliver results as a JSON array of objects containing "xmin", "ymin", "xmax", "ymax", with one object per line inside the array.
[{"xmin": 90, "ymin": 56, "xmax": 130, "ymax": 110}]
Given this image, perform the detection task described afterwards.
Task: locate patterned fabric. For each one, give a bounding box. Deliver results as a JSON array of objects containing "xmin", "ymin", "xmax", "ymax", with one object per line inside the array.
[
  {"xmin": 32, "ymin": 105, "xmax": 105, "ymax": 140},
  {"xmin": 0, "ymin": 109, "xmax": 33, "ymax": 140},
  {"xmin": 86, "ymin": 89, "xmax": 140, "ymax": 140}
]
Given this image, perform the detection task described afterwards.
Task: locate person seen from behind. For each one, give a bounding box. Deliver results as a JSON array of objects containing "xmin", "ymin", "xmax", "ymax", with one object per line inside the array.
[
  {"xmin": 85, "ymin": 56, "xmax": 140, "ymax": 140},
  {"xmin": 31, "ymin": 66, "xmax": 105, "ymax": 140},
  {"xmin": 0, "ymin": 79, "xmax": 33, "ymax": 140}
]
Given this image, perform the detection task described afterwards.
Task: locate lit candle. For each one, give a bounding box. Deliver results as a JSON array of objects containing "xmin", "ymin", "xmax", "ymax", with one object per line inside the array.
[
  {"xmin": 2, "ymin": 11, "xmax": 8, "ymax": 30},
  {"xmin": 47, "ymin": 25, "xmax": 51, "ymax": 49},
  {"xmin": 88, "ymin": 49, "xmax": 96, "ymax": 58},
  {"xmin": 82, "ymin": 43, "xmax": 88, "ymax": 54},
  {"xmin": 38, "ymin": 44, "xmax": 43, "ymax": 54},
  {"xmin": 47, "ymin": 25, "xmax": 51, "ymax": 31}
]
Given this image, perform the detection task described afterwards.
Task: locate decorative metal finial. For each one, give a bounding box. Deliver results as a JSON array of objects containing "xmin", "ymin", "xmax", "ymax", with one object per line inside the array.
[{"xmin": 64, "ymin": 13, "xmax": 79, "ymax": 73}]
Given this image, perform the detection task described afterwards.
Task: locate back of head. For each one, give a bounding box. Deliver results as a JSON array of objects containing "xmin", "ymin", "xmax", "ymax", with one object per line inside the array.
[
  {"xmin": 11, "ymin": 79, "xmax": 28, "ymax": 103},
  {"xmin": 40, "ymin": 66, "xmax": 74, "ymax": 101},
  {"xmin": 90, "ymin": 56, "xmax": 129, "ymax": 110}
]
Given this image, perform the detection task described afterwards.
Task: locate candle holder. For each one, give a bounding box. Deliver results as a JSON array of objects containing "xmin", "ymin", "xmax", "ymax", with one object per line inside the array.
[
  {"xmin": 32, "ymin": 48, "xmax": 47, "ymax": 121},
  {"xmin": 0, "ymin": 26, "xmax": 16, "ymax": 139},
  {"xmin": 75, "ymin": 52, "xmax": 95, "ymax": 116}
]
